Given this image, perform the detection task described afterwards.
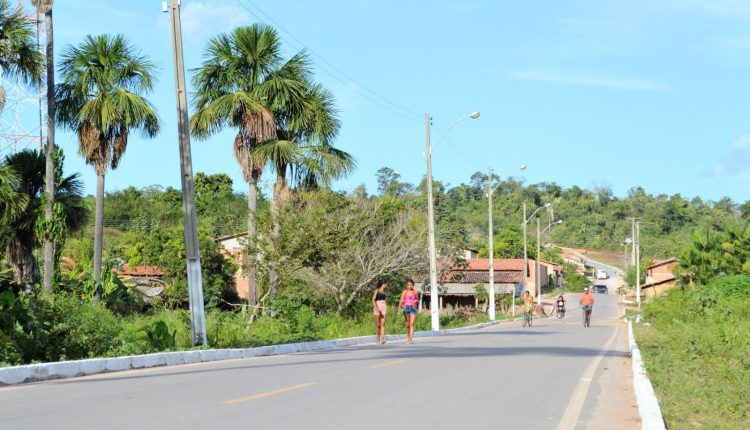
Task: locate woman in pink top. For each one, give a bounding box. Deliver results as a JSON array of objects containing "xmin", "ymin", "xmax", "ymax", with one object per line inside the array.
[{"xmin": 399, "ymin": 279, "xmax": 418, "ymax": 344}]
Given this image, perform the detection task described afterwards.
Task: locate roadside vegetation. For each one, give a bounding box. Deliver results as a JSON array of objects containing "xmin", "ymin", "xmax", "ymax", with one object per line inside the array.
[
  {"xmin": 635, "ymin": 224, "xmax": 750, "ymax": 428},
  {"xmin": 2, "ymin": 4, "xmax": 750, "ymax": 373}
]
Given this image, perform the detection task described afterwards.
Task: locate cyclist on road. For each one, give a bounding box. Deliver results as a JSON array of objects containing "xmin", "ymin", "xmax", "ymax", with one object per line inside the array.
[
  {"xmin": 580, "ymin": 287, "xmax": 595, "ymax": 324},
  {"xmin": 522, "ymin": 290, "xmax": 534, "ymax": 325}
]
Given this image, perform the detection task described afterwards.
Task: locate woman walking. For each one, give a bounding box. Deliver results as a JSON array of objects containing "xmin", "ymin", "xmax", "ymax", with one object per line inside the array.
[
  {"xmin": 372, "ymin": 280, "xmax": 388, "ymax": 344},
  {"xmin": 399, "ymin": 279, "xmax": 418, "ymax": 344}
]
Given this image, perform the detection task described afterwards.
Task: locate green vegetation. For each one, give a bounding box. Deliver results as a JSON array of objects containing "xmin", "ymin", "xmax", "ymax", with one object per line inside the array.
[{"xmin": 635, "ymin": 275, "xmax": 750, "ymax": 428}]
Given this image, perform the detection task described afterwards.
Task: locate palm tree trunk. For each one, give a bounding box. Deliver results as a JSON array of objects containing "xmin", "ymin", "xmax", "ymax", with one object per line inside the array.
[
  {"xmin": 42, "ymin": 8, "xmax": 55, "ymax": 295},
  {"xmin": 246, "ymin": 179, "xmax": 257, "ymax": 306},
  {"xmin": 268, "ymin": 172, "xmax": 287, "ymax": 297},
  {"xmin": 93, "ymin": 171, "xmax": 105, "ymax": 301}
]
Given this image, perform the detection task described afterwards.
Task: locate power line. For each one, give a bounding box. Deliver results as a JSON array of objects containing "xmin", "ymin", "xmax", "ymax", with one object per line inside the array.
[{"xmin": 234, "ymin": 0, "xmax": 422, "ymax": 123}]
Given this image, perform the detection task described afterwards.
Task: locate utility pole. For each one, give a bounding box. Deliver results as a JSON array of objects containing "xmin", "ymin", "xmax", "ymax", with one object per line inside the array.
[
  {"xmin": 487, "ymin": 167, "xmax": 496, "ymax": 321},
  {"xmin": 522, "ymin": 202, "xmax": 528, "ymax": 293},
  {"xmin": 166, "ymin": 0, "xmax": 207, "ymax": 346},
  {"xmin": 536, "ymin": 218, "xmax": 541, "ymax": 306},
  {"xmin": 631, "ymin": 217, "xmax": 636, "ymax": 266},
  {"xmin": 425, "ymin": 112, "xmax": 440, "ymax": 331},
  {"xmin": 636, "ymin": 220, "xmax": 641, "ymax": 310}
]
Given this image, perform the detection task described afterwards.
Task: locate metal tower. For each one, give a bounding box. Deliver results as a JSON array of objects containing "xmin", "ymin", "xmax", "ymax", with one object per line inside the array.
[{"xmin": 0, "ymin": 1, "xmax": 44, "ymax": 155}]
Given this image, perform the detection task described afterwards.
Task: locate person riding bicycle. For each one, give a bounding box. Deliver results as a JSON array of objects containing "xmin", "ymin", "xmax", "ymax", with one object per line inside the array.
[
  {"xmin": 522, "ymin": 290, "xmax": 534, "ymax": 322},
  {"xmin": 580, "ymin": 287, "xmax": 595, "ymax": 321},
  {"xmin": 556, "ymin": 294, "xmax": 567, "ymax": 316}
]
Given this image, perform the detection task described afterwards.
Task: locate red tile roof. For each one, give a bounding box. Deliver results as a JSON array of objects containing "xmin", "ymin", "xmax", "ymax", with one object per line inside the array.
[
  {"xmin": 114, "ymin": 264, "xmax": 165, "ymax": 277},
  {"xmin": 647, "ymin": 257, "xmax": 678, "ymax": 270},
  {"xmin": 448, "ymin": 258, "xmax": 526, "ymax": 271}
]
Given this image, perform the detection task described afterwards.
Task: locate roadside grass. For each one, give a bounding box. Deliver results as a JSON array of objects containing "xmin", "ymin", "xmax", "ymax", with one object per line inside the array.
[
  {"xmin": 634, "ymin": 276, "xmax": 750, "ymax": 429},
  {"xmin": 0, "ymin": 295, "xmax": 497, "ymax": 367}
]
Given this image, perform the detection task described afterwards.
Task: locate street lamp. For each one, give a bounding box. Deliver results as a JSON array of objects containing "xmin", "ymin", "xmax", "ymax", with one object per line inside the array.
[
  {"xmin": 522, "ymin": 202, "xmax": 551, "ymax": 300},
  {"xmin": 536, "ymin": 219, "xmax": 563, "ymax": 306},
  {"xmin": 487, "ymin": 164, "xmax": 526, "ymax": 319},
  {"xmin": 426, "ymin": 111, "xmax": 480, "ymax": 331}
]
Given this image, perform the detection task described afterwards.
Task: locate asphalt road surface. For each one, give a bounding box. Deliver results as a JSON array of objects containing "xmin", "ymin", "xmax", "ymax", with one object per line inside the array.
[{"xmin": 0, "ymin": 292, "xmax": 637, "ymax": 430}]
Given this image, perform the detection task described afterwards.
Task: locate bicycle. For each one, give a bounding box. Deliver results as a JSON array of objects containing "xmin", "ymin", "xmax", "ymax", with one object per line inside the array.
[
  {"xmin": 582, "ymin": 305, "xmax": 592, "ymax": 327},
  {"xmin": 522, "ymin": 305, "xmax": 533, "ymax": 327}
]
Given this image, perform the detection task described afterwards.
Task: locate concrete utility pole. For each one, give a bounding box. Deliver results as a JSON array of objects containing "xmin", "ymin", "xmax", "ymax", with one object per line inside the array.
[
  {"xmin": 425, "ymin": 112, "xmax": 440, "ymax": 331},
  {"xmin": 487, "ymin": 167, "xmax": 496, "ymax": 320},
  {"xmin": 522, "ymin": 202, "xmax": 528, "ymax": 293},
  {"xmin": 631, "ymin": 217, "xmax": 636, "ymax": 266},
  {"xmin": 636, "ymin": 220, "xmax": 641, "ymax": 310},
  {"xmin": 536, "ymin": 218, "xmax": 541, "ymax": 306},
  {"xmin": 166, "ymin": 0, "xmax": 207, "ymax": 346}
]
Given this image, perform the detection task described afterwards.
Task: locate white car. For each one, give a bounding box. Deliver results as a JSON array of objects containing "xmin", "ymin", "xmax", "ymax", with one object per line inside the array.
[{"xmin": 596, "ymin": 269, "xmax": 609, "ymax": 280}]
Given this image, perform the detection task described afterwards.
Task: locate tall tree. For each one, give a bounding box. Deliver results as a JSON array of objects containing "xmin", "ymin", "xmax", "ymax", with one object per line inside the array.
[
  {"xmin": 0, "ymin": 164, "xmax": 27, "ymax": 224},
  {"xmin": 31, "ymin": 0, "xmax": 56, "ymax": 294},
  {"xmin": 55, "ymin": 34, "xmax": 160, "ymax": 298},
  {"xmin": 190, "ymin": 24, "xmax": 309, "ymax": 305},
  {"xmin": 1, "ymin": 149, "xmax": 87, "ymax": 288},
  {"xmin": 255, "ymin": 82, "xmax": 354, "ymax": 214},
  {"xmin": 0, "ymin": 0, "xmax": 43, "ymax": 112}
]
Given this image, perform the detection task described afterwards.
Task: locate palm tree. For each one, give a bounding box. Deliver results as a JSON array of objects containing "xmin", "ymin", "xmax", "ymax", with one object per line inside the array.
[
  {"xmin": 1, "ymin": 149, "xmax": 87, "ymax": 288},
  {"xmin": 31, "ymin": 0, "xmax": 56, "ymax": 294},
  {"xmin": 255, "ymin": 82, "xmax": 355, "ymax": 215},
  {"xmin": 55, "ymin": 34, "xmax": 160, "ymax": 296},
  {"xmin": 0, "ymin": 164, "xmax": 27, "ymax": 224},
  {"xmin": 190, "ymin": 24, "xmax": 308, "ymax": 305},
  {"xmin": 0, "ymin": 0, "xmax": 43, "ymax": 112}
]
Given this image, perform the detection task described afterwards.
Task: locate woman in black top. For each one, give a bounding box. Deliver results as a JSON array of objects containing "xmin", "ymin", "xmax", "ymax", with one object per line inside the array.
[{"xmin": 372, "ymin": 280, "xmax": 388, "ymax": 344}]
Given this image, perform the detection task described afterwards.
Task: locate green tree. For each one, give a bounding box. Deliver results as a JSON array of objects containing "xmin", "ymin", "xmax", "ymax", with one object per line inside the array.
[
  {"xmin": 190, "ymin": 24, "xmax": 312, "ymax": 304},
  {"xmin": 0, "ymin": 165, "xmax": 26, "ymax": 224},
  {"xmin": 31, "ymin": 0, "xmax": 56, "ymax": 295},
  {"xmin": 0, "ymin": 0, "xmax": 43, "ymax": 112},
  {"xmin": 1, "ymin": 149, "xmax": 87, "ymax": 288},
  {"xmin": 55, "ymin": 34, "xmax": 160, "ymax": 296}
]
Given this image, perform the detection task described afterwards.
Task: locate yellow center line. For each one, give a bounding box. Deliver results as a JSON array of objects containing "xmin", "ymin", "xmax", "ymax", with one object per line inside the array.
[
  {"xmin": 369, "ymin": 359, "xmax": 409, "ymax": 369},
  {"xmin": 223, "ymin": 382, "xmax": 317, "ymax": 405}
]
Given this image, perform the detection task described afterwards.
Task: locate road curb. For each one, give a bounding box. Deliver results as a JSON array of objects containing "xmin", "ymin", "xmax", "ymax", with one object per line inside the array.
[
  {"xmin": 0, "ymin": 318, "xmax": 505, "ymax": 386},
  {"xmin": 628, "ymin": 320, "xmax": 667, "ymax": 430}
]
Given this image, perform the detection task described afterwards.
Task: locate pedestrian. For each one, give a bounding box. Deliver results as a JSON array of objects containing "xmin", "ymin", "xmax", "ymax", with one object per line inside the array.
[
  {"xmin": 399, "ymin": 279, "xmax": 418, "ymax": 344},
  {"xmin": 372, "ymin": 280, "xmax": 388, "ymax": 344}
]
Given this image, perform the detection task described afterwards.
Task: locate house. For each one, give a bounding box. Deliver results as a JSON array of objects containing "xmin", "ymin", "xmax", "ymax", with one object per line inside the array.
[
  {"xmin": 642, "ymin": 257, "xmax": 678, "ymax": 298},
  {"xmin": 112, "ymin": 264, "xmax": 166, "ymax": 298},
  {"xmin": 215, "ymin": 232, "xmax": 254, "ymax": 304},
  {"xmin": 463, "ymin": 247, "xmax": 479, "ymax": 260},
  {"xmin": 540, "ymin": 260, "xmax": 563, "ymax": 287},
  {"xmin": 421, "ymin": 258, "xmax": 544, "ymax": 309}
]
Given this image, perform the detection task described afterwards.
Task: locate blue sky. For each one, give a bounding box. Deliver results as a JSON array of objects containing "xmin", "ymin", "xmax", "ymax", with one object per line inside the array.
[{"xmin": 8, "ymin": 0, "xmax": 750, "ymax": 203}]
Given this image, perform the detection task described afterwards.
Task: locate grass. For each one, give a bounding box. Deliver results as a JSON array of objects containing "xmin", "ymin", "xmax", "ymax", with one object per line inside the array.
[{"xmin": 633, "ymin": 276, "xmax": 750, "ymax": 429}]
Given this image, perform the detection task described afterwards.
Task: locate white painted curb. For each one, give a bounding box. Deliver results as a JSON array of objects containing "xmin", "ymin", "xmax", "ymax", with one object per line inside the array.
[
  {"xmin": 0, "ymin": 319, "xmax": 505, "ymax": 385},
  {"xmin": 628, "ymin": 320, "xmax": 667, "ymax": 430}
]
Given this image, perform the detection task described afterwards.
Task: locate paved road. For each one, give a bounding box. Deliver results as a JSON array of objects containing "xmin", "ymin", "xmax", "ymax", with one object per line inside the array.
[{"xmin": 0, "ymin": 293, "xmax": 638, "ymax": 430}]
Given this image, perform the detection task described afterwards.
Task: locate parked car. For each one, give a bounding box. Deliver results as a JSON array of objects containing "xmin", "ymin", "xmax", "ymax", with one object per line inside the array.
[
  {"xmin": 593, "ymin": 285, "xmax": 608, "ymax": 294},
  {"xmin": 596, "ymin": 269, "xmax": 609, "ymax": 280}
]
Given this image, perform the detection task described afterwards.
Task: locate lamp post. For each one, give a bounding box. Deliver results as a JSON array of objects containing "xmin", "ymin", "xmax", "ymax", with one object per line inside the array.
[
  {"xmin": 522, "ymin": 202, "xmax": 551, "ymax": 300},
  {"xmin": 537, "ymin": 219, "xmax": 563, "ymax": 306},
  {"xmin": 489, "ymin": 164, "xmax": 526, "ymax": 317},
  {"xmin": 426, "ymin": 111, "xmax": 480, "ymax": 331}
]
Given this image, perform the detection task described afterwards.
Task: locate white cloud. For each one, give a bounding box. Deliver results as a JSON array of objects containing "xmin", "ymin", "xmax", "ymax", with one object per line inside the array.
[
  {"xmin": 179, "ymin": 1, "xmax": 253, "ymax": 43},
  {"xmin": 703, "ymin": 135, "xmax": 750, "ymax": 177},
  {"xmin": 511, "ymin": 70, "xmax": 672, "ymax": 92}
]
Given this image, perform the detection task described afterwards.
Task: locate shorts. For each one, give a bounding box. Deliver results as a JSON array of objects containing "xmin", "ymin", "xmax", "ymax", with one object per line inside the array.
[
  {"xmin": 374, "ymin": 300, "xmax": 387, "ymax": 316},
  {"xmin": 403, "ymin": 305, "xmax": 417, "ymax": 316}
]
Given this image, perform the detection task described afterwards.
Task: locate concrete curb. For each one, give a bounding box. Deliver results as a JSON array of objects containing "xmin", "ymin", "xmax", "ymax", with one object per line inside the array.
[
  {"xmin": 0, "ymin": 319, "xmax": 505, "ymax": 386},
  {"xmin": 628, "ymin": 320, "xmax": 667, "ymax": 430}
]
